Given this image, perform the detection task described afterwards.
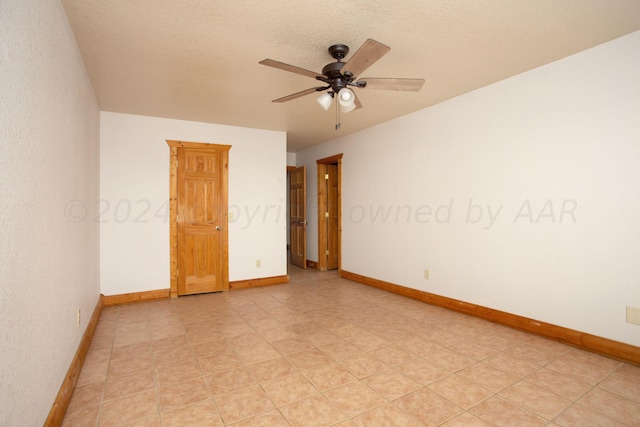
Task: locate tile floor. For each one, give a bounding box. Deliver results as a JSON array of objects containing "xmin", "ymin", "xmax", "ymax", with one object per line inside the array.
[{"xmin": 62, "ymin": 266, "xmax": 640, "ymax": 426}]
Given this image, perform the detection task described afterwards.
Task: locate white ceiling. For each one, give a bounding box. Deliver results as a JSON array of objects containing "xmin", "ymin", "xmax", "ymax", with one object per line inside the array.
[{"xmin": 61, "ymin": 0, "xmax": 640, "ymax": 152}]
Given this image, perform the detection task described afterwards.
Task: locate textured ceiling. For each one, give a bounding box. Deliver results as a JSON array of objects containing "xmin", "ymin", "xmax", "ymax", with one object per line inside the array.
[{"xmin": 61, "ymin": 0, "xmax": 640, "ymax": 152}]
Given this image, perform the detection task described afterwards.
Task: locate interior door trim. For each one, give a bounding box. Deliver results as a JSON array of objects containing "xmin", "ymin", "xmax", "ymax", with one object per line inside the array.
[
  {"xmin": 167, "ymin": 140, "xmax": 231, "ymax": 297},
  {"xmin": 316, "ymin": 153, "xmax": 343, "ymax": 272}
]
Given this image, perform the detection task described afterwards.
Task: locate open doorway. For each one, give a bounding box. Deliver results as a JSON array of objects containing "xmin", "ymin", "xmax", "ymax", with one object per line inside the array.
[{"xmin": 317, "ymin": 154, "xmax": 342, "ymax": 271}]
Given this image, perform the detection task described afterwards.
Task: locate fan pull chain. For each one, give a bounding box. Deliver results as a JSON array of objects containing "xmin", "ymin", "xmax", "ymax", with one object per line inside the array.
[{"xmin": 335, "ymin": 97, "xmax": 341, "ymax": 130}]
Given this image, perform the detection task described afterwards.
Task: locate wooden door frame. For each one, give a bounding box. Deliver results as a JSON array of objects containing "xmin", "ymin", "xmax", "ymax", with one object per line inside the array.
[
  {"xmin": 167, "ymin": 140, "xmax": 231, "ymax": 297},
  {"xmin": 316, "ymin": 154, "xmax": 342, "ymax": 272}
]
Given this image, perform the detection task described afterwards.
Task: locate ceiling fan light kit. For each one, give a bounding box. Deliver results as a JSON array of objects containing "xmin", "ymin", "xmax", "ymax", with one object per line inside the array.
[{"xmin": 260, "ymin": 39, "xmax": 425, "ymax": 129}]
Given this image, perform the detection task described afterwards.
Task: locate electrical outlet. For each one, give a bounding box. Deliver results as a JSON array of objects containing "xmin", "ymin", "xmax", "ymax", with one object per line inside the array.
[
  {"xmin": 77, "ymin": 309, "xmax": 81, "ymax": 326},
  {"xmin": 626, "ymin": 306, "xmax": 640, "ymax": 325},
  {"xmin": 256, "ymin": 259, "xmax": 261, "ymax": 268},
  {"xmin": 424, "ymin": 269, "xmax": 430, "ymax": 280}
]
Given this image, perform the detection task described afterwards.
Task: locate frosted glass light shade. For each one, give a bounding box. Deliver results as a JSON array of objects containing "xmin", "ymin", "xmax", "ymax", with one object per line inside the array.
[
  {"xmin": 316, "ymin": 93, "xmax": 333, "ymax": 111},
  {"xmin": 340, "ymin": 102, "xmax": 356, "ymax": 113}
]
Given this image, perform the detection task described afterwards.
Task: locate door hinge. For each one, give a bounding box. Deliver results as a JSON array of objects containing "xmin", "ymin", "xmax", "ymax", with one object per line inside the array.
[
  {"xmin": 325, "ymin": 250, "xmax": 329, "ymax": 256},
  {"xmin": 176, "ymin": 268, "xmax": 179, "ymax": 277},
  {"xmin": 325, "ymin": 212, "xmax": 329, "ymax": 218},
  {"xmin": 325, "ymin": 173, "xmax": 329, "ymax": 180}
]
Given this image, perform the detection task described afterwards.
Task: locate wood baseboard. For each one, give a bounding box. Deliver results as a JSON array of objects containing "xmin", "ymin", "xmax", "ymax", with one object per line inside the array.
[
  {"xmin": 341, "ymin": 270, "xmax": 640, "ymax": 365},
  {"xmin": 103, "ymin": 288, "xmax": 171, "ymax": 306},
  {"xmin": 306, "ymin": 260, "xmax": 318, "ymax": 269},
  {"xmin": 44, "ymin": 295, "xmax": 104, "ymax": 427},
  {"xmin": 230, "ymin": 275, "xmax": 289, "ymax": 290}
]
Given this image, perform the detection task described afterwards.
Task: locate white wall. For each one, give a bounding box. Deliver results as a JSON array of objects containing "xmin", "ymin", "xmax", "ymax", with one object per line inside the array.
[
  {"xmin": 100, "ymin": 113, "xmax": 287, "ymax": 295},
  {"xmin": 297, "ymin": 31, "xmax": 640, "ymax": 347},
  {"xmin": 0, "ymin": 1, "xmax": 101, "ymax": 425}
]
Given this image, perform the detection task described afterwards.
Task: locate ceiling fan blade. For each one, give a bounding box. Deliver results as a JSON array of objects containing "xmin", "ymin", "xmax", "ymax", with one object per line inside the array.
[
  {"xmin": 358, "ymin": 78, "xmax": 425, "ymax": 91},
  {"xmin": 272, "ymin": 87, "xmax": 325, "ymax": 103},
  {"xmin": 259, "ymin": 59, "xmax": 320, "ymax": 79},
  {"xmin": 342, "ymin": 39, "xmax": 390, "ymax": 77}
]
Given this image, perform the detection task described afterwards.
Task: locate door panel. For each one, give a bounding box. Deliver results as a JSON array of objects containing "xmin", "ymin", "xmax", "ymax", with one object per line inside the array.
[
  {"xmin": 177, "ymin": 147, "xmax": 228, "ymax": 295},
  {"xmin": 327, "ymin": 164, "xmax": 339, "ymax": 270},
  {"xmin": 289, "ymin": 166, "xmax": 306, "ymax": 269}
]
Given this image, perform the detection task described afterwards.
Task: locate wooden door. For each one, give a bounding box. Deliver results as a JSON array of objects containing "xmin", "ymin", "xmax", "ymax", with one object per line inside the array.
[
  {"xmin": 289, "ymin": 166, "xmax": 306, "ymax": 268},
  {"xmin": 177, "ymin": 146, "xmax": 229, "ymax": 295},
  {"xmin": 326, "ymin": 164, "xmax": 339, "ymax": 270}
]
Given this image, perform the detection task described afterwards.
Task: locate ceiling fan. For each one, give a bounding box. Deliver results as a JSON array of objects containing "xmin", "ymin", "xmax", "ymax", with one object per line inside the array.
[{"xmin": 259, "ymin": 39, "xmax": 424, "ymax": 128}]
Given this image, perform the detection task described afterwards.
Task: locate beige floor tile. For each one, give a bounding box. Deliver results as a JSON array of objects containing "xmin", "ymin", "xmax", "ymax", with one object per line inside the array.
[
  {"xmin": 483, "ymin": 351, "xmax": 540, "ymax": 378},
  {"xmin": 500, "ymin": 380, "xmax": 571, "ymax": 419},
  {"xmin": 441, "ymin": 412, "xmax": 489, "ymax": 426},
  {"xmin": 457, "ymin": 362, "xmax": 519, "ymax": 392},
  {"xmin": 423, "ymin": 348, "xmax": 477, "ymax": 372},
  {"xmin": 368, "ymin": 344, "xmax": 418, "ymax": 366},
  {"xmin": 118, "ymin": 414, "xmax": 161, "ymax": 427},
  {"xmin": 234, "ymin": 342, "xmax": 280, "ymax": 364},
  {"xmin": 99, "ymin": 389, "xmax": 159, "ymax": 427},
  {"xmin": 228, "ymin": 409, "xmax": 290, "ymax": 427},
  {"xmin": 198, "ymin": 350, "xmax": 244, "ymax": 376},
  {"xmin": 61, "ymin": 403, "xmax": 100, "ymax": 427},
  {"xmin": 279, "ymin": 394, "xmax": 346, "ymax": 427},
  {"xmin": 325, "ymin": 381, "xmax": 387, "ymax": 418},
  {"xmin": 363, "ymin": 369, "xmax": 422, "ymax": 401},
  {"xmin": 553, "ymin": 403, "xmax": 625, "ymax": 427},
  {"xmin": 62, "ymin": 269, "xmax": 640, "ymax": 427},
  {"xmin": 103, "ymin": 370, "xmax": 155, "ymax": 401},
  {"xmin": 66, "ymin": 381, "xmax": 104, "ymax": 413},
  {"xmin": 351, "ymin": 402, "xmax": 423, "ymax": 427},
  {"xmin": 156, "ymin": 359, "xmax": 202, "ymax": 384},
  {"xmin": 286, "ymin": 349, "xmax": 333, "ymax": 369},
  {"xmin": 160, "ymin": 399, "xmax": 224, "ymax": 427},
  {"xmin": 270, "ymin": 337, "xmax": 315, "ymax": 354},
  {"xmin": 261, "ymin": 372, "xmax": 319, "ymax": 406},
  {"xmin": 214, "ymin": 385, "xmax": 276, "ymax": 424},
  {"xmin": 192, "ymin": 338, "xmax": 233, "ymax": 359},
  {"xmin": 107, "ymin": 355, "xmax": 154, "ymax": 378},
  {"xmin": 577, "ymin": 387, "xmax": 640, "ymax": 426},
  {"xmin": 317, "ymin": 341, "xmax": 361, "ymax": 360},
  {"xmin": 158, "ymin": 377, "xmax": 210, "ymax": 410},
  {"xmin": 345, "ymin": 331, "xmax": 391, "ymax": 352},
  {"xmin": 153, "ymin": 344, "xmax": 196, "ymax": 367},
  {"xmin": 393, "ymin": 387, "xmax": 462, "ymax": 425},
  {"xmin": 524, "ymin": 367, "xmax": 591, "ymax": 401},
  {"xmin": 248, "ymin": 356, "xmax": 298, "ymax": 382},
  {"xmin": 395, "ymin": 357, "xmax": 451, "ymax": 385},
  {"xmin": 428, "ymin": 374, "xmax": 494, "ymax": 409},
  {"xmin": 394, "ymin": 335, "xmax": 443, "ymax": 356},
  {"xmin": 186, "ymin": 327, "xmax": 226, "ymax": 345},
  {"xmin": 469, "ymin": 395, "xmax": 546, "ymax": 427},
  {"xmin": 302, "ymin": 362, "xmax": 357, "ymax": 391},
  {"xmin": 545, "ymin": 349, "xmax": 621, "ymax": 385},
  {"xmin": 206, "ymin": 366, "xmax": 258, "ymax": 396},
  {"xmin": 598, "ymin": 363, "xmax": 640, "ymax": 404},
  {"xmin": 111, "ymin": 341, "xmax": 152, "ymax": 361},
  {"xmin": 449, "ymin": 340, "xmax": 501, "ymax": 360},
  {"xmin": 338, "ymin": 353, "xmax": 389, "ymax": 379},
  {"xmin": 76, "ymin": 352, "xmax": 110, "ymax": 387}
]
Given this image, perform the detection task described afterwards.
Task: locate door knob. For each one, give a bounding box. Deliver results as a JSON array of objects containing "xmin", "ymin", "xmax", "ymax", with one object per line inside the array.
[{"xmin": 216, "ymin": 225, "xmax": 221, "ymax": 231}]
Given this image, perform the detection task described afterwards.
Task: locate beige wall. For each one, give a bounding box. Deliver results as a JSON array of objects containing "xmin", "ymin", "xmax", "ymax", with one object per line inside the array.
[
  {"xmin": 99, "ymin": 112, "xmax": 287, "ymax": 295},
  {"xmin": 297, "ymin": 30, "xmax": 640, "ymax": 347},
  {"xmin": 0, "ymin": 0, "xmax": 101, "ymax": 425}
]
